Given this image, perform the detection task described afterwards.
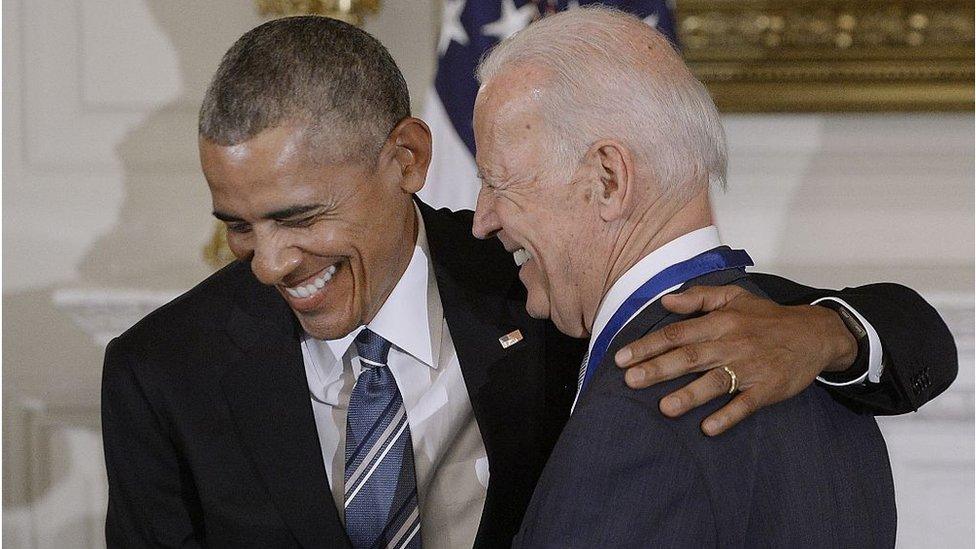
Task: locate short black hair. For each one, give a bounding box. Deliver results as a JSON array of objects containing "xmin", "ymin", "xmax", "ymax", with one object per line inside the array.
[{"xmin": 199, "ymin": 16, "xmax": 410, "ymax": 161}]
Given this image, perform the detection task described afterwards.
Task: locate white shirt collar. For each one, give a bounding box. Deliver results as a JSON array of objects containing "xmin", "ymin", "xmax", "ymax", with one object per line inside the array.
[
  {"xmin": 588, "ymin": 226, "xmax": 722, "ymax": 355},
  {"xmin": 320, "ymin": 205, "xmax": 439, "ymax": 369}
]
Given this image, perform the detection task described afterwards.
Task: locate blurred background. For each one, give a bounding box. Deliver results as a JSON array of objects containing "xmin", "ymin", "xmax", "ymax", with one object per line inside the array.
[{"xmin": 3, "ymin": 0, "xmax": 973, "ymax": 547}]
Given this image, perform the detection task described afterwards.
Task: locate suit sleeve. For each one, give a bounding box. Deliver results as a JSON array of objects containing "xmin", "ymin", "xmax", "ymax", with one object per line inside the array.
[
  {"xmin": 102, "ymin": 337, "xmax": 205, "ymax": 548},
  {"xmin": 748, "ymin": 273, "xmax": 958, "ymax": 415}
]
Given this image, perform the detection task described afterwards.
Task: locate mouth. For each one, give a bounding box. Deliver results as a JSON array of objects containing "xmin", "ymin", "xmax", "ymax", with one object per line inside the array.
[
  {"xmin": 281, "ymin": 262, "xmax": 340, "ymax": 300},
  {"xmin": 499, "ymin": 234, "xmax": 532, "ymax": 267}
]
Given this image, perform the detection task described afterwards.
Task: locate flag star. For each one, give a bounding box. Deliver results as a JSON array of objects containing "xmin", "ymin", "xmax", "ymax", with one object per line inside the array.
[
  {"xmin": 644, "ymin": 12, "xmax": 660, "ymax": 28},
  {"xmin": 438, "ymin": 0, "xmax": 469, "ymax": 55},
  {"xmin": 566, "ymin": 0, "xmax": 580, "ymax": 9},
  {"xmin": 481, "ymin": 0, "xmax": 538, "ymax": 41}
]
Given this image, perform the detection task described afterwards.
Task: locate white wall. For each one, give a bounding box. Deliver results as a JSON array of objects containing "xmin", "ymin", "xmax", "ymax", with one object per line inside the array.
[
  {"xmin": 713, "ymin": 113, "xmax": 975, "ymax": 549},
  {"xmin": 3, "ymin": 0, "xmax": 972, "ymax": 547}
]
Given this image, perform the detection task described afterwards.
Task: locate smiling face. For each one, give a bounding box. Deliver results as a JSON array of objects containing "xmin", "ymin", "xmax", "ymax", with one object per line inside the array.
[
  {"xmin": 471, "ymin": 72, "xmax": 604, "ymax": 338},
  {"xmin": 201, "ymin": 123, "xmax": 424, "ymax": 340}
]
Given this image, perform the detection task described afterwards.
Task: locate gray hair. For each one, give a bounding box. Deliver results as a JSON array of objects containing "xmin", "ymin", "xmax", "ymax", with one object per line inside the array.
[
  {"xmin": 476, "ymin": 6, "xmax": 727, "ymax": 192},
  {"xmin": 199, "ymin": 16, "xmax": 410, "ymax": 162}
]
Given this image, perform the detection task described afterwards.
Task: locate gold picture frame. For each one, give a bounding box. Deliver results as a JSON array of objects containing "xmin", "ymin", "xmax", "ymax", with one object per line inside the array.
[
  {"xmin": 254, "ymin": 0, "xmax": 381, "ymax": 26},
  {"xmin": 675, "ymin": 0, "xmax": 975, "ymax": 111}
]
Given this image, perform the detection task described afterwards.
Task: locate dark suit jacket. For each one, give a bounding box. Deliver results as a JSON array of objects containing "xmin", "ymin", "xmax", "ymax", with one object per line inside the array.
[
  {"xmin": 515, "ymin": 268, "xmax": 897, "ymax": 548},
  {"xmin": 102, "ymin": 202, "xmax": 954, "ymax": 548}
]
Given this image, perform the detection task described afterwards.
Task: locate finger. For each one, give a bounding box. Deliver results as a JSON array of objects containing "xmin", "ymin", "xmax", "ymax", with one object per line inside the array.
[
  {"xmin": 616, "ymin": 313, "xmax": 733, "ymax": 367},
  {"xmin": 623, "ymin": 342, "xmax": 723, "ymax": 389},
  {"xmin": 701, "ymin": 389, "xmax": 765, "ymax": 436},
  {"xmin": 658, "ymin": 368, "xmax": 734, "ymax": 418},
  {"xmin": 661, "ymin": 285, "xmax": 748, "ymax": 315}
]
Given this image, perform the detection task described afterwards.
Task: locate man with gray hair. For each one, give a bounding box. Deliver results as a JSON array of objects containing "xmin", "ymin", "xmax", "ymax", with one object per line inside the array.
[{"xmin": 472, "ymin": 7, "xmax": 897, "ymax": 546}]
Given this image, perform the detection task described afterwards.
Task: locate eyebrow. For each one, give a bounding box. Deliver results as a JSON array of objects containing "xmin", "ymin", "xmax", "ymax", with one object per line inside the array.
[{"xmin": 212, "ymin": 204, "xmax": 326, "ymax": 223}]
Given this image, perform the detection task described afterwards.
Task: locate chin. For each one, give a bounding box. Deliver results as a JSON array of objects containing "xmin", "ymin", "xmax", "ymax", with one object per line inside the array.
[
  {"xmin": 297, "ymin": 310, "xmax": 359, "ymax": 341},
  {"xmin": 524, "ymin": 294, "xmax": 551, "ymax": 320}
]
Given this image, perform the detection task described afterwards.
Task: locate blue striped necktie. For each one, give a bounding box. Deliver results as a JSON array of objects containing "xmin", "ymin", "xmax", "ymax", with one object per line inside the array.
[{"xmin": 344, "ymin": 328, "xmax": 422, "ymax": 549}]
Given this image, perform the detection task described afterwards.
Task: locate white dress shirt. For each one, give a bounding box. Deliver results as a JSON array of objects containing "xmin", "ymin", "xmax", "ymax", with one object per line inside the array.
[
  {"xmin": 301, "ymin": 208, "xmax": 489, "ymax": 549},
  {"xmin": 581, "ymin": 226, "xmax": 882, "ymax": 406}
]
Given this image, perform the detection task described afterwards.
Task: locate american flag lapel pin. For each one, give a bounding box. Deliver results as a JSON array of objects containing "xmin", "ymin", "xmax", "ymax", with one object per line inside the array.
[{"xmin": 498, "ymin": 330, "xmax": 523, "ymax": 349}]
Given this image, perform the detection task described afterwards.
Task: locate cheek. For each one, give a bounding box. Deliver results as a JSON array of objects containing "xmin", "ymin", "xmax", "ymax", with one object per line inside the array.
[
  {"xmin": 520, "ymin": 261, "xmax": 551, "ymax": 309},
  {"xmin": 338, "ymin": 224, "xmax": 387, "ymax": 297},
  {"xmin": 532, "ymin": 235, "xmax": 580, "ymax": 299},
  {"xmin": 308, "ymin": 224, "xmax": 343, "ymax": 251},
  {"xmin": 304, "ymin": 220, "xmax": 367, "ymax": 259}
]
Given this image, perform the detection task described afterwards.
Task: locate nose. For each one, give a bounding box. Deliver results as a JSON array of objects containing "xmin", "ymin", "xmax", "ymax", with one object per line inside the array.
[
  {"xmin": 472, "ymin": 188, "xmax": 501, "ymax": 240},
  {"xmin": 250, "ymin": 230, "xmax": 302, "ymax": 286}
]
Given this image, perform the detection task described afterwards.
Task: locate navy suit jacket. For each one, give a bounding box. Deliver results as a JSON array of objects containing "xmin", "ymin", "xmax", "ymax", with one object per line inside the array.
[{"xmin": 515, "ymin": 267, "xmax": 897, "ymax": 548}]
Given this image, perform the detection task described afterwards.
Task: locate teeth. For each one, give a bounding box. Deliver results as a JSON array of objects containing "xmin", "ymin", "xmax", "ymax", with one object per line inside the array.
[
  {"xmin": 314, "ymin": 266, "xmax": 334, "ymax": 288},
  {"xmin": 513, "ymin": 248, "xmax": 531, "ymax": 266},
  {"xmin": 286, "ymin": 263, "xmax": 339, "ymax": 299}
]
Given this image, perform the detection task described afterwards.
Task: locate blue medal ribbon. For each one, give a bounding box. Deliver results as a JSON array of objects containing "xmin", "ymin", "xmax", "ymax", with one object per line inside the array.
[{"xmin": 580, "ymin": 247, "xmax": 754, "ymax": 396}]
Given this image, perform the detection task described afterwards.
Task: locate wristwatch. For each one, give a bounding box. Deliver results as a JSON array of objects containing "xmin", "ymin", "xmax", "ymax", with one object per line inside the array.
[{"xmin": 816, "ymin": 300, "xmax": 871, "ymax": 384}]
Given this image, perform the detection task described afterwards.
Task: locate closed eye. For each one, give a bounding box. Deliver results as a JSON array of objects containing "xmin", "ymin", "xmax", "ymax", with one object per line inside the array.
[
  {"xmin": 477, "ymin": 170, "xmax": 493, "ymax": 189},
  {"xmin": 277, "ymin": 215, "xmax": 319, "ymax": 228},
  {"xmin": 226, "ymin": 222, "xmax": 252, "ymax": 234},
  {"xmin": 278, "ymin": 210, "xmax": 330, "ymax": 229}
]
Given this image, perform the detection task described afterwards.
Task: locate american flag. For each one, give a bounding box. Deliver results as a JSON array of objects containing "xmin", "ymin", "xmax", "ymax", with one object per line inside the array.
[{"xmin": 418, "ymin": 0, "xmax": 677, "ymax": 211}]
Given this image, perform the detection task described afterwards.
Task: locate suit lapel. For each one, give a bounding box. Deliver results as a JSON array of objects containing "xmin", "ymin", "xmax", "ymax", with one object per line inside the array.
[
  {"xmin": 433, "ymin": 251, "xmax": 553, "ymax": 548},
  {"xmin": 419, "ymin": 201, "xmax": 557, "ymax": 545},
  {"xmin": 431, "ymin": 257, "xmax": 544, "ymax": 417},
  {"xmin": 219, "ymin": 269, "xmax": 350, "ymax": 549},
  {"xmin": 418, "ymin": 200, "xmax": 533, "ymax": 409},
  {"xmin": 418, "ymin": 200, "xmax": 544, "ymax": 429}
]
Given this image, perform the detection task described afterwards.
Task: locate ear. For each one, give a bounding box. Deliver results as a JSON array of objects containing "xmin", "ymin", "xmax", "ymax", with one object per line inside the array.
[
  {"xmin": 583, "ymin": 139, "xmax": 634, "ymax": 222},
  {"xmin": 384, "ymin": 117, "xmax": 432, "ymax": 194}
]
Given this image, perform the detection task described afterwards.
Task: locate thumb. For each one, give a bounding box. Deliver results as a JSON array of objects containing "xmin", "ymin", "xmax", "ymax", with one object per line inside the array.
[{"xmin": 662, "ymin": 285, "xmax": 746, "ymax": 314}]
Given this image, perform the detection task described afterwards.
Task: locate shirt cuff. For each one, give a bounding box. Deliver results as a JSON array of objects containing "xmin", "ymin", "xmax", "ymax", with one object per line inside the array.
[{"xmin": 811, "ymin": 297, "xmax": 884, "ymax": 386}]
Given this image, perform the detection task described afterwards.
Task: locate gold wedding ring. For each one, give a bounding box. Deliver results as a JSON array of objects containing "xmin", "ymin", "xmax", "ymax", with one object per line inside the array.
[{"xmin": 722, "ymin": 366, "xmax": 738, "ymax": 394}]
